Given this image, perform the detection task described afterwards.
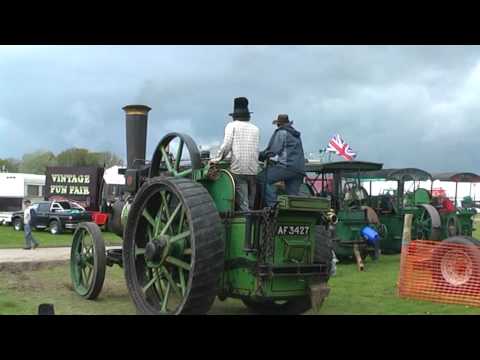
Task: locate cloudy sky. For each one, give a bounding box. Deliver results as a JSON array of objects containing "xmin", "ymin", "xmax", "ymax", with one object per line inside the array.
[{"xmin": 0, "ymin": 45, "xmax": 479, "ymax": 173}]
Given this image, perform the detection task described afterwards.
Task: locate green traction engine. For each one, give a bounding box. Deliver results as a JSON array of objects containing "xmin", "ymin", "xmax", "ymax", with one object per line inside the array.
[
  {"xmin": 70, "ymin": 104, "xmax": 336, "ymax": 315},
  {"xmin": 304, "ymin": 161, "xmax": 384, "ymax": 271}
]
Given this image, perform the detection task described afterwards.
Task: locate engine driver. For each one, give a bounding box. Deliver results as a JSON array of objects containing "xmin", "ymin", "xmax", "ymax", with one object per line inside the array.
[{"xmin": 258, "ymin": 114, "xmax": 306, "ymax": 207}]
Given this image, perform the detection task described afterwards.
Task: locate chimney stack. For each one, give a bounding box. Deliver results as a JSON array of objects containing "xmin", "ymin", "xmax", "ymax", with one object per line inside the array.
[{"xmin": 122, "ymin": 105, "xmax": 151, "ymax": 169}]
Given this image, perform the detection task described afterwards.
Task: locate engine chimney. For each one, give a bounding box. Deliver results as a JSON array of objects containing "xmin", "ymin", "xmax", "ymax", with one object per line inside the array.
[{"xmin": 122, "ymin": 105, "xmax": 151, "ymax": 169}]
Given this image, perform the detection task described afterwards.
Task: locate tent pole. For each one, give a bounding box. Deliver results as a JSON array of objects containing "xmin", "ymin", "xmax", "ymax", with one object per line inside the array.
[{"xmin": 455, "ymin": 182, "xmax": 458, "ymax": 207}]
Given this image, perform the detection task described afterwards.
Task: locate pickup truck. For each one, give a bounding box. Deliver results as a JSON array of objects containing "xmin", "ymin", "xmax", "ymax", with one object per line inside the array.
[{"xmin": 11, "ymin": 200, "xmax": 92, "ymax": 235}]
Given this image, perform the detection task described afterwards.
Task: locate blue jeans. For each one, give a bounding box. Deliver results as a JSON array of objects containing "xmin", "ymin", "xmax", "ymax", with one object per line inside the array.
[
  {"xmin": 24, "ymin": 223, "xmax": 38, "ymax": 248},
  {"xmin": 257, "ymin": 165, "xmax": 304, "ymax": 207}
]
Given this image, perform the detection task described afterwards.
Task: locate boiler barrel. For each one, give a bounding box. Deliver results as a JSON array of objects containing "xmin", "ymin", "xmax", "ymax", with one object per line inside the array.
[{"xmin": 122, "ymin": 105, "xmax": 151, "ymax": 169}]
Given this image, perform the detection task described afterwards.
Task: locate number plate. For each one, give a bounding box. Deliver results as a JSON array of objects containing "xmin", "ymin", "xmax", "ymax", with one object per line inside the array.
[{"xmin": 277, "ymin": 225, "xmax": 310, "ymax": 236}]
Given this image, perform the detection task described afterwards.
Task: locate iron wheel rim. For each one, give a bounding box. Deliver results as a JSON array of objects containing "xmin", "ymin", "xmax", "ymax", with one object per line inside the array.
[
  {"xmin": 71, "ymin": 228, "xmax": 96, "ymax": 296},
  {"xmin": 130, "ymin": 184, "xmax": 193, "ymax": 314}
]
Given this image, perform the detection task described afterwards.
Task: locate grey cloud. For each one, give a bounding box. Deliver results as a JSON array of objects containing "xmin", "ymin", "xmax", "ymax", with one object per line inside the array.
[{"xmin": 0, "ymin": 45, "xmax": 479, "ymax": 174}]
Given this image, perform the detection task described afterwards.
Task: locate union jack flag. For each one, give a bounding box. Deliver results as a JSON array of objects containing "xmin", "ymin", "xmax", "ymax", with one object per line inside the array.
[{"xmin": 326, "ymin": 134, "xmax": 357, "ymax": 161}]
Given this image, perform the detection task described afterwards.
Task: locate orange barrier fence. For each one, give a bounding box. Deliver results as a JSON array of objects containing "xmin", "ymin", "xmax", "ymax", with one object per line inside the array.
[{"xmin": 398, "ymin": 240, "xmax": 480, "ymax": 307}]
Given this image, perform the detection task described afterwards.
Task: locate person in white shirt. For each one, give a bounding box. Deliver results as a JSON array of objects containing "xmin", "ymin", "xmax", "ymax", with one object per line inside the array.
[
  {"xmin": 23, "ymin": 199, "xmax": 39, "ymax": 250},
  {"xmin": 211, "ymin": 97, "xmax": 260, "ymax": 211}
]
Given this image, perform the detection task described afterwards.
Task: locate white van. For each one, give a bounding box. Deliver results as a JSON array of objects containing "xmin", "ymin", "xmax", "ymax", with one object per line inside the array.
[{"xmin": 0, "ymin": 173, "xmax": 46, "ymax": 225}]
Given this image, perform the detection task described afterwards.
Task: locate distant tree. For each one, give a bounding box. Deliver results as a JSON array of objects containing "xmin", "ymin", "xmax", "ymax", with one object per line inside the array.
[
  {"xmin": 56, "ymin": 148, "xmax": 124, "ymax": 168},
  {"xmin": 0, "ymin": 158, "xmax": 21, "ymax": 173},
  {"xmin": 56, "ymin": 148, "xmax": 92, "ymax": 167},
  {"xmin": 93, "ymin": 151, "xmax": 124, "ymax": 167},
  {"xmin": 19, "ymin": 151, "xmax": 57, "ymax": 175}
]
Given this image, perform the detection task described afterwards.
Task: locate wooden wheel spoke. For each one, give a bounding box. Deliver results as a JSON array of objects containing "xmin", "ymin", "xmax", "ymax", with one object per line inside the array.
[
  {"xmin": 135, "ymin": 247, "xmax": 146, "ymax": 257},
  {"xmin": 147, "ymin": 226, "xmax": 154, "ymax": 242},
  {"xmin": 142, "ymin": 270, "xmax": 160, "ymax": 294},
  {"xmin": 142, "ymin": 209, "xmax": 156, "ymax": 228},
  {"xmin": 160, "ymin": 146, "xmax": 176, "ymax": 175},
  {"xmin": 152, "ymin": 268, "xmax": 165, "ymax": 300},
  {"xmin": 160, "ymin": 203, "xmax": 183, "ymax": 236},
  {"xmin": 175, "ymin": 140, "xmax": 184, "ymax": 171},
  {"xmin": 161, "ymin": 282, "xmax": 171, "ymax": 312},
  {"xmin": 169, "ymin": 230, "xmax": 191, "ymax": 244},
  {"xmin": 165, "ymin": 256, "xmax": 191, "ymax": 271},
  {"xmin": 161, "ymin": 266, "xmax": 181, "ymax": 296},
  {"xmin": 160, "ymin": 191, "xmax": 172, "ymax": 223},
  {"xmin": 85, "ymin": 267, "xmax": 93, "ymax": 284},
  {"xmin": 177, "ymin": 208, "xmax": 186, "ymax": 233},
  {"xmin": 81, "ymin": 267, "xmax": 89, "ymax": 286}
]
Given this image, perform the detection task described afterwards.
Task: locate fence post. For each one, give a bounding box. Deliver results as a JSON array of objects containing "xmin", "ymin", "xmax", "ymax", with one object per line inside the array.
[{"xmin": 402, "ymin": 214, "xmax": 413, "ymax": 246}]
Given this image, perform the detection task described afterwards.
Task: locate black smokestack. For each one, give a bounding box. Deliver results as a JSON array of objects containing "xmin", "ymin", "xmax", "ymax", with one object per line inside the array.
[{"xmin": 122, "ymin": 105, "xmax": 151, "ymax": 169}]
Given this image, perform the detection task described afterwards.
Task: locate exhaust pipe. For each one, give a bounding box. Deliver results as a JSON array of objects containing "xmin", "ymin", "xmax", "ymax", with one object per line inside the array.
[{"xmin": 122, "ymin": 105, "xmax": 151, "ymax": 169}]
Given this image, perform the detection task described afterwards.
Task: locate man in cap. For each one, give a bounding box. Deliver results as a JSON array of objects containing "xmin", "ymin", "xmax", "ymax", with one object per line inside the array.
[
  {"xmin": 258, "ymin": 114, "xmax": 306, "ymax": 207},
  {"xmin": 210, "ymin": 97, "xmax": 260, "ymax": 211}
]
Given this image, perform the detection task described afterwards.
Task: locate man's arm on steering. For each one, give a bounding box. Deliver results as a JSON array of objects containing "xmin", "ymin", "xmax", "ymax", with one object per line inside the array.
[{"xmin": 259, "ymin": 129, "xmax": 286, "ymax": 161}]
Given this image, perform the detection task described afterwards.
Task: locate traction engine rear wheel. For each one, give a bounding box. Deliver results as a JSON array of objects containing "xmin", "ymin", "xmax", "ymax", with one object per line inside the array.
[
  {"xmin": 123, "ymin": 177, "xmax": 225, "ymax": 315},
  {"xmin": 70, "ymin": 222, "xmax": 106, "ymax": 299}
]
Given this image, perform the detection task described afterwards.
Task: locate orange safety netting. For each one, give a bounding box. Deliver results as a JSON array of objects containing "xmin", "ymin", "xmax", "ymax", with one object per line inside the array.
[{"xmin": 398, "ymin": 240, "xmax": 480, "ymax": 307}]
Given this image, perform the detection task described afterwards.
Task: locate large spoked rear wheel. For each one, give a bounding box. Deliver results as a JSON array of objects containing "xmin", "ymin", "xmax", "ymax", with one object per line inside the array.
[
  {"xmin": 123, "ymin": 177, "xmax": 225, "ymax": 315},
  {"xmin": 70, "ymin": 222, "xmax": 106, "ymax": 299}
]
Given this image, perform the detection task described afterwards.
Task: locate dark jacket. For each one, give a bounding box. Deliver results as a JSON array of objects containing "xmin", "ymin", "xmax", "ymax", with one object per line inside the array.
[{"xmin": 260, "ymin": 125, "xmax": 305, "ymax": 174}]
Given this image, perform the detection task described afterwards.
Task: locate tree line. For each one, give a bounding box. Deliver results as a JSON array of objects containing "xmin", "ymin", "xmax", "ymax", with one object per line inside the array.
[{"xmin": 0, "ymin": 148, "xmax": 124, "ymax": 175}]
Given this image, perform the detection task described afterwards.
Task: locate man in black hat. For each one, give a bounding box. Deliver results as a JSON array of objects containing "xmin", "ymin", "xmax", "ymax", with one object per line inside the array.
[
  {"xmin": 258, "ymin": 114, "xmax": 306, "ymax": 207},
  {"xmin": 210, "ymin": 97, "xmax": 260, "ymax": 211}
]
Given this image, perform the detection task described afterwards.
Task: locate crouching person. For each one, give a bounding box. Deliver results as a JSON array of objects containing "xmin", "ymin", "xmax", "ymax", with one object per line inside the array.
[{"xmin": 258, "ymin": 114, "xmax": 306, "ymax": 207}]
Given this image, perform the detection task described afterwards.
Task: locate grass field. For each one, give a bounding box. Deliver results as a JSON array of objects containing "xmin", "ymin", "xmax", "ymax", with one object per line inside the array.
[
  {"xmin": 0, "ymin": 224, "xmax": 122, "ymax": 248},
  {"xmin": 2, "ymin": 254, "xmax": 480, "ymax": 315},
  {"xmin": 0, "ymin": 216, "xmax": 479, "ymax": 315}
]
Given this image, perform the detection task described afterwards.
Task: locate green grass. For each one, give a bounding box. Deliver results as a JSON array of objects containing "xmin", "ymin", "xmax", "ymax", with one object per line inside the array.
[
  {"xmin": 0, "ymin": 215, "xmax": 479, "ymax": 315},
  {"xmin": 2, "ymin": 254, "xmax": 480, "ymax": 315},
  {"xmin": 322, "ymin": 255, "xmax": 480, "ymax": 315},
  {"xmin": 0, "ymin": 224, "xmax": 122, "ymax": 249}
]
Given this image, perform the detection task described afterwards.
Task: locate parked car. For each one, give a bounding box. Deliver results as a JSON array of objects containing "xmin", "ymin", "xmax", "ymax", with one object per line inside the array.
[{"xmin": 11, "ymin": 200, "xmax": 92, "ymax": 235}]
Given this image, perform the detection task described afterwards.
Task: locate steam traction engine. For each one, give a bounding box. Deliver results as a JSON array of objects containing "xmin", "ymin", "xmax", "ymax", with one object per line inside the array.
[{"xmin": 70, "ymin": 105, "xmax": 336, "ymax": 315}]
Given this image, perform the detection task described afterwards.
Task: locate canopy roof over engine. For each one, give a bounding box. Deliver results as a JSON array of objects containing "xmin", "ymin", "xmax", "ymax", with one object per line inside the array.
[
  {"xmin": 305, "ymin": 160, "xmax": 383, "ymax": 173},
  {"xmin": 431, "ymin": 172, "xmax": 480, "ymax": 183},
  {"xmin": 358, "ymin": 168, "xmax": 432, "ymax": 182}
]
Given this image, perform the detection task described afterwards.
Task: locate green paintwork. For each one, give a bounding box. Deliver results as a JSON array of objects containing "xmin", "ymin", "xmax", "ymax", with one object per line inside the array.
[
  {"xmin": 200, "ymin": 163, "xmax": 333, "ymax": 300},
  {"xmin": 201, "ymin": 169, "xmax": 235, "ymax": 213},
  {"xmin": 220, "ymin": 213, "xmax": 320, "ymax": 300},
  {"xmin": 276, "ymin": 194, "xmax": 330, "ymax": 211},
  {"xmin": 333, "ymin": 209, "xmax": 369, "ymax": 258},
  {"xmin": 70, "ymin": 227, "xmax": 96, "ymax": 296}
]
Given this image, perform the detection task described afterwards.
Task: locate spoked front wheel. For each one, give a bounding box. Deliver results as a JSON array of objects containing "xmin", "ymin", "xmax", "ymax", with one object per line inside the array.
[
  {"xmin": 70, "ymin": 222, "xmax": 106, "ymax": 299},
  {"xmin": 123, "ymin": 177, "xmax": 224, "ymax": 315}
]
